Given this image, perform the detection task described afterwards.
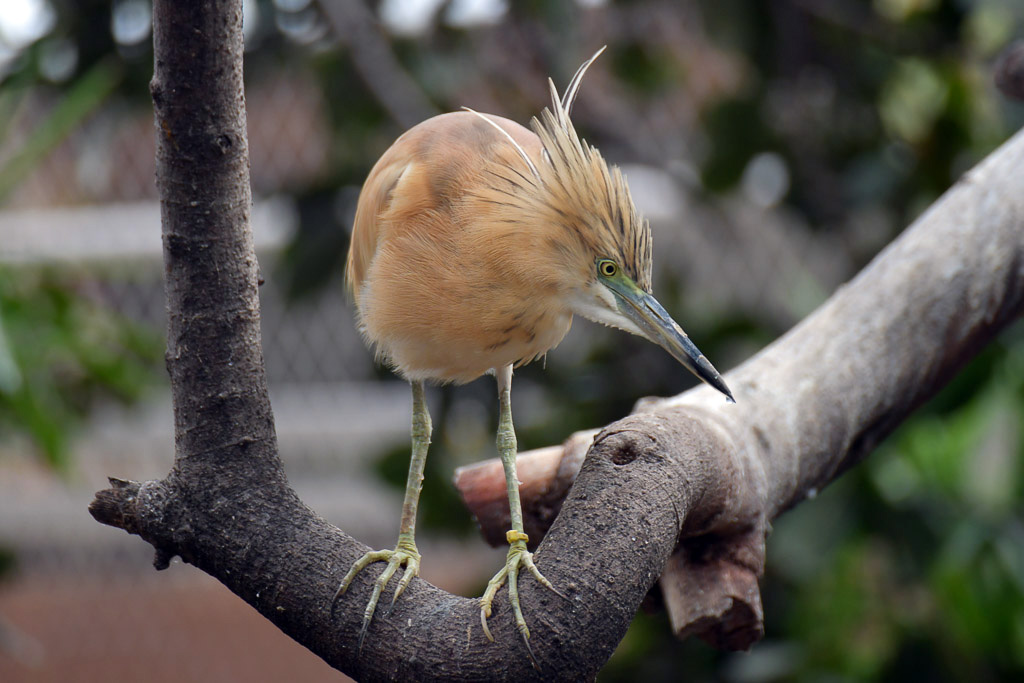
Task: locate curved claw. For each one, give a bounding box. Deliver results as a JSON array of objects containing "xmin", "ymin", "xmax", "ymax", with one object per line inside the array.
[
  {"xmin": 521, "ymin": 552, "xmax": 566, "ymax": 600},
  {"xmin": 479, "ymin": 560, "xmax": 508, "ymax": 642},
  {"xmin": 333, "ymin": 544, "xmax": 421, "ymax": 652},
  {"xmin": 333, "ymin": 549, "xmax": 393, "ymax": 603},
  {"xmin": 507, "ymin": 554, "xmax": 528, "ymax": 639},
  {"xmin": 388, "ymin": 560, "xmax": 419, "ymax": 611},
  {"xmin": 479, "ymin": 537, "xmax": 559, "ymax": 661}
]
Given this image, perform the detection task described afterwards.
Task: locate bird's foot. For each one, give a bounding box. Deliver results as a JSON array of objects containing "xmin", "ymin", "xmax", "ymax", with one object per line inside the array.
[
  {"xmin": 333, "ymin": 536, "xmax": 420, "ymax": 651},
  {"xmin": 479, "ymin": 530, "xmax": 563, "ymax": 663}
]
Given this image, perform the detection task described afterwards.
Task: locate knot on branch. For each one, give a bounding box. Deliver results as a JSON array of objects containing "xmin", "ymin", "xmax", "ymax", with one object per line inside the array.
[
  {"xmin": 660, "ymin": 522, "xmax": 767, "ymax": 651},
  {"xmin": 592, "ymin": 422, "xmax": 662, "ymax": 466},
  {"xmin": 89, "ymin": 477, "xmax": 145, "ymax": 534},
  {"xmin": 89, "ymin": 476, "xmax": 187, "ymax": 570}
]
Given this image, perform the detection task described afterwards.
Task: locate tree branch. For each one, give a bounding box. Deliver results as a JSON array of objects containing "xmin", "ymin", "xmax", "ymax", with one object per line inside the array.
[
  {"xmin": 457, "ymin": 125, "xmax": 1024, "ymax": 648},
  {"xmin": 87, "ymin": 1, "xmax": 1024, "ymax": 679}
]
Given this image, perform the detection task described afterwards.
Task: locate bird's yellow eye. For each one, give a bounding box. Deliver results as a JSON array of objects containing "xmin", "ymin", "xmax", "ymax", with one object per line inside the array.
[{"xmin": 598, "ymin": 260, "xmax": 618, "ymax": 277}]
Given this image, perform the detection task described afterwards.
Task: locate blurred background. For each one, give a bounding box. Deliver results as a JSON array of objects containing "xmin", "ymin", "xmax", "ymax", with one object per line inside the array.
[{"xmin": 0, "ymin": 0, "xmax": 1022, "ymax": 681}]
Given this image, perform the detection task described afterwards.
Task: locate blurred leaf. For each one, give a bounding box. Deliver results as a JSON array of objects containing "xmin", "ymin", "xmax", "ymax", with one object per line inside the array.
[
  {"xmin": 879, "ymin": 58, "xmax": 948, "ymax": 144},
  {"xmin": 874, "ymin": 0, "xmax": 940, "ymax": 23},
  {"xmin": 0, "ymin": 57, "xmax": 122, "ymax": 204},
  {"xmin": 0, "ymin": 546, "xmax": 15, "ymax": 581},
  {"xmin": 611, "ymin": 42, "xmax": 678, "ymax": 95},
  {"xmin": 963, "ymin": 3, "xmax": 1015, "ymax": 57},
  {"xmin": 701, "ymin": 97, "xmax": 774, "ymax": 191},
  {"xmin": 0, "ymin": 311, "xmax": 22, "ymax": 394},
  {"xmin": 0, "ymin": 266, "xmax": 162, "ymax": 469}
]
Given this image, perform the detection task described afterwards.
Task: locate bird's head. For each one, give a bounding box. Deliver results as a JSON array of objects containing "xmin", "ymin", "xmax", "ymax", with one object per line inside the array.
[{"xmin": 466, "ymin": 49, "xmax": 733, "ymax": 402}]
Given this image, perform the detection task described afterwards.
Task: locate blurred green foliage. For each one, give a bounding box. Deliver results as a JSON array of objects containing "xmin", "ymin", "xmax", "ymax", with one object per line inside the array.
[
  {"xmin": 0, "ymin": 267, "xmax": 162, "ymax": 469},
  {"xmin": 768, "ymin": 327, "xmax": 1024, "ymax": 683},
  {"xmin": 604, "ymin": 324, "xmax": 1024, "ymax": 683}
]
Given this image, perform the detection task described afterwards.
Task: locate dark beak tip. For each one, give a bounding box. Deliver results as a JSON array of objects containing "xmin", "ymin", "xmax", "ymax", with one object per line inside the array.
[{"xmin": 694, "ymin": 355, "xmax": 734, "ymax": 404}]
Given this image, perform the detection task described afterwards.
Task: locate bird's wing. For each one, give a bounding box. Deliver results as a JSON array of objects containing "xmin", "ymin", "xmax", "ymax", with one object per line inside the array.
[
  {"xmin": 346, "ymin": 112, "xmax": 542, "ymax": 299},
  {"xmin": 345, "ymin": 156, "xmax": 410, "ymax": 297}
]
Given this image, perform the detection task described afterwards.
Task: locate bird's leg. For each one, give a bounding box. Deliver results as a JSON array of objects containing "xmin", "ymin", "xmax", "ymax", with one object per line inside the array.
[
  {"xmin": 479, "ymin": 365, "xmax": 560, "ymax": 654},
  {"xmin": 334, "ymin": 380, "xmax": 430, "ymax": 650}
]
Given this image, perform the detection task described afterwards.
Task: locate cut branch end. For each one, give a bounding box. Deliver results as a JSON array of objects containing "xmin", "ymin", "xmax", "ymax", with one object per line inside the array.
[{"xmin": 89, "ymin": 477, "xmax": 143, "ymax": 534}]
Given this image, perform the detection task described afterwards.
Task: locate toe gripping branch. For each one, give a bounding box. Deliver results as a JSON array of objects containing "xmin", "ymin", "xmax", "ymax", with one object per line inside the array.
[
  {"xmin": 455, "ymin": 435, "xmax": 770, "ymax": 653},
  {"xmin": 333, "ymin": 538, "xmax": 422, "ymax": 652},
  {"xmin": 479, "ymin": 529, "xmax": 567, "ymax": 669}
]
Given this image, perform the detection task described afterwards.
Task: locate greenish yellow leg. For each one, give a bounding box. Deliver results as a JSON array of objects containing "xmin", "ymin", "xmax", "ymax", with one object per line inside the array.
[
  {"xmin": 334, "ymin": 380, "xmax": 431, "ymax": 650},
  {"xmin": 479, "ymin": 365, "xmax": 560, "ymax": 651}
]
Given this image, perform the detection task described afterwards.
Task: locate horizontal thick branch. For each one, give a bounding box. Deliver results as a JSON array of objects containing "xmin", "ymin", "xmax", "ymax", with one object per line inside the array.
[
  {"xmin": 93, "ymin": 410, "xmax": 741, "ymax": 681},
  {"xmin": 457, "ymin": 125, "xmax": 1024, "ymax": 647}
]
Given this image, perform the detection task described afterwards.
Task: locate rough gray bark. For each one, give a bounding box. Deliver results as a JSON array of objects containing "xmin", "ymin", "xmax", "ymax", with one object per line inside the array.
[{"xmin": 88, "ymin": 1, "xmax": 1024, "ymax": 680}]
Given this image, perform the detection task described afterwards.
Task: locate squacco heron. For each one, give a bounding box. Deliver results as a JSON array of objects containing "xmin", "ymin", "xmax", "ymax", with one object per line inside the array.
[{"xmin": 334, "ymin": 48, "xmax": 734, "ymax": 657}]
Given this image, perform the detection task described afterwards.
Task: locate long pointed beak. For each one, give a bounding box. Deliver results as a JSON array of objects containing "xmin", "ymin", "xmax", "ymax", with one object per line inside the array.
[{"xmin": 608, "ymin": 280, "xmax": 735, "ymax": 403}]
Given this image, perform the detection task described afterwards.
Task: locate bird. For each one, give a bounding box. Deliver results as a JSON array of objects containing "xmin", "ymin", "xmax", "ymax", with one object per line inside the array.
[{"xmin": 334, "ymin": 47, "xmax": 734, "ymax": 660}]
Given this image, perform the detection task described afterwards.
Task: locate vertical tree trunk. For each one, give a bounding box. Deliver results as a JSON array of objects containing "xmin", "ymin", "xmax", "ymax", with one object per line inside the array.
[{"xmin": 152, "ymin": 0, "xmax": 280, "ymax": 490}]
